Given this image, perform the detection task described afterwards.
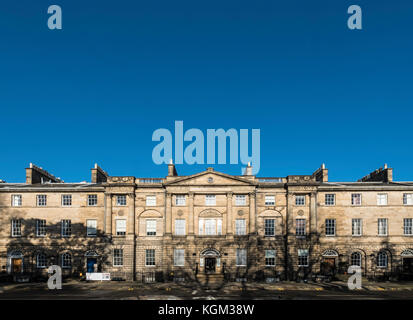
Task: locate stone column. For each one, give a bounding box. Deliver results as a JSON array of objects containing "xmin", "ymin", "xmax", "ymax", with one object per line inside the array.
[
  {"xmin": 127, "ymin": 193, "xmax": 136, "ymax": 235},
  {"xmin": 166, "ymin": 193, "xmax": 172, "ymax": 235},
  {"xmin": 105, "ymin": 193, "xmax": 112, "ymax": 235},
  {"xmin": 249, "ymin": 192, "xmax": 256, "ymax": 234},
  {"xmin": 226, "ymin": 192, "xmax": 233, "ymax": 235},
  {"xmin": 188, "ymin": 192, "xmax": 194, "ymax": 235}
]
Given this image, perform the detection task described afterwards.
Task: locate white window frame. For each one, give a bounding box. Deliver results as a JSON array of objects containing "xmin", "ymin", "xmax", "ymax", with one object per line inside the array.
[
  {"xmin": 352, "ymin": 218, "xmax": 362, "ymax": 236},
  {"xmin": 88, "ymin": 194, "xmax": 98, "ymax": 206},
  {"xmin": 11, "ymin": 219, "xmax": 22, "ymax": 237},
  {"xmin": 145, "ymin": 249, "xmax": 156, "ymax": 266},
  {"xmin": 146, "ymin": 195, "xmax": 156, "ymax": 206},
  {"xmin": 116, "ymin": 219, "xmax": 126, "ymax": 236},
  {"xmin": 61, "ymin": 253, "xmax": 72, "ymax": 269},
  {"xmin": 351, "ymin": 252, "xmax": 362, "ymax": 267},
  {"xmin": 205, "ymin": 195, "xmax": 216, "ymax": 206},
  {"xmin": 351, "ymin": 193, "xmax": 362, "ymax": 206},
  {"xmin": 37, "ymin": 195, "xmax": 47, "ymax": 207},
  {"xmin": 175, "ymin": 195, "xmax": 186, "ymax": 206},
  {"xmin": 11, "ymin": 194, "xmax": 22, "ymax": 207},
  {"xmin": 404, "ymin": 218, "xmax": 413, "ymax": 236},
  {"xmin": 325, "ymin": 194, "xmax": 335, "ymax": 206},
  {"xmin": 235, "ymin": 219, "xmax": 246, "ymax": 235},
  {"xmin": 174, "ymin": 249, "xmax": 185, "ymax": 266},
  {"xmin": 296, "ymin": 218, "xmax": 306, "ymax": 236},
  {"xmin": 198, "ymin": 218, "xmax": 222, "ymax": 236},
  {"xmin": 146, "ymin": 219, "xmax": 157, "ymax": 236},
  {"xmin": 235, "ymin": 195, "xmax": 246, "ymax": 206},
  {"xmin": 236, "ymin": 248, "xmax": 247, "ymax": 266},
  {"xmin": 61, "ymin": 219, "xmax": 71, "ymax": 237},
  {"xmin": 36, "ymin": 219, "xmax": 46, "ymax": 237},
  {"xmin": 378, "ymin": 218, "xmax": 388, "ymax": 236},
  {"xmin": 403, "ymin": 193, "xmax": 413, "ymax": 205},
  {"xmin": 113, "ymin": 249, "xmax": 123, "ymax": 266},
  {"xmin": 298, "ymin": 249, "xmax": 309, "ymax": 267},
  {"xmin": 377, "ymin": 193, "xmax": 388, "ymax": 206},
  {"xmin": 36, "ymin": 253, "xmax": 47, "ymax": 269},
  {"xmin": 377, "ymin": 252, "xmax": 388, "ymax": 268},
  {"xmin": 265, "ymin": 195, "xmax": 275, "ymax": 206},
  {"xmin": 61, "ymin": 194, "xmax": 72, "ymax": 207},
  {"xmin": 325, "ymin": 219, "xmax": 336, "ymax": 236},
  {"xmin": 295, "ymin": 195, "xmax": 305, "ymax": 206},
  {"xmin": 116, "ymin": 195, "xmax": 127, "ymax": 206},
  {"xmin": 174, "ymin": 219, "xmax": 186, "ymax": 236},
  {"xmin": 86, "ymin": 219, "xmax": 97, "ymax": 237},
  {"xmin": 265, "ymin": 249, "xmax": 276, "ymax": 267},
  {"xmin": 264, "ymin": 218, "xmax": 275, "ymax": 236}
]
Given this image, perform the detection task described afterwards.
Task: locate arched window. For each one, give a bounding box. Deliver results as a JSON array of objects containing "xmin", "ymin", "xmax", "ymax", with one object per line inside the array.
[
  {"xmin": 36, "ymin": 253, "xmax": 46, "ymax": 268},
  {"xmin": 61, "ymin": 253, "xmax": 72, "ymax": 268},
  {"xmin": 350, "ymin": 252, "xmax": 361, "ymax": 267},
  {"xmin": 377, "ymin": 252, "xmax": 388, "ymax": 268}
]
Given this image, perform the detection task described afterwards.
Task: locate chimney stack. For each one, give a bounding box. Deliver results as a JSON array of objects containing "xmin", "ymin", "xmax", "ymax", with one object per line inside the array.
[
  {"xmin": 168, "ymin": 159, "xmax": 178, "ymax": 177},
  {"xmin": 243, "ymin": 162, "xmax": 253, "ymax": 176},
  {"xmin": 26, "ymin": 163, "xmax": 63, "ymax": 184},
  {"xmin": 358, "ymin": 164, "xmax": 393, "ymax": 183},
  {"xmin": 313, "ymin": 163, "xmax": 328, "ymax": 182},
  {"xmin": 91, "ymin": 163, "xmax": 108, "ymax": 183}
]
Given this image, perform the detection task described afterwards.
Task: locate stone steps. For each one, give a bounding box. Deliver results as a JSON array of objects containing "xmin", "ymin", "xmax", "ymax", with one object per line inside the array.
[{"xmin": 196, "ymin": 274, "xmax": 225, "ymax": 289}]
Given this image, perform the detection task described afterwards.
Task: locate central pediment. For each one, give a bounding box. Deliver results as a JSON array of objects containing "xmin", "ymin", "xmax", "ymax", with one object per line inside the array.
[{"xmin": 164, "ymin": 169, "xmax": 256, "ymax": 186}]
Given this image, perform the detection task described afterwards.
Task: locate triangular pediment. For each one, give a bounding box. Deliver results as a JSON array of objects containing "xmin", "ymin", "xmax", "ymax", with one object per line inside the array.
[{"xmin": 164, "ymin": 170, "xmax": 255, "ymax": 186}]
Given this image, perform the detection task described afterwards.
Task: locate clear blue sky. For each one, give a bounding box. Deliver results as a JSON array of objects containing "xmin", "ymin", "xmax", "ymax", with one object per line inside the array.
[{"xmin": 0, "ymin": 0, "xmax": 412, "ymax": 182}]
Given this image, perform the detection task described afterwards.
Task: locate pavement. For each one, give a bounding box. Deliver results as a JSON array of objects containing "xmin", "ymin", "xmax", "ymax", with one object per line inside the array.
[{"xmin": 1, "ymin": 279, "xmax": 413, "ymax": 300}]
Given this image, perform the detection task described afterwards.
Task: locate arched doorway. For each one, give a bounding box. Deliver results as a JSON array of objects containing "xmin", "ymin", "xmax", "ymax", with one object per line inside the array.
[
  {"xmin": 320, "ymin": 250, "xmax": 338, "ymax": 275},
  {"xmin": 401, "ymin": 249, "xmax": 413, "ymax": 274},
  {"xmin": 200, "ymin": 248, "xmax": 221, "ymax": 274},
  {"xmin": 85, "ymin": 250, "xmax": 100, "ymax": 273}
]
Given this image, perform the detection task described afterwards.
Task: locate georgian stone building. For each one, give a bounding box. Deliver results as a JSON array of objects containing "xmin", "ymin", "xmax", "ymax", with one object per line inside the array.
[{"xmin": 1, "ymin": 162, "xmax": 413, "ymax": 283}]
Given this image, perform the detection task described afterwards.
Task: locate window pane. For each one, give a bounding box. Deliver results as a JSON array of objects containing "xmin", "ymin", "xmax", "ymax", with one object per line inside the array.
[
  {"xmin": 116, "ymin": 219, "xmax": 126, "ymax": 235},
  {"xmin": 265, "ymin": 195, "xmax": 275, "ymax": 206},
  {"xmin": 174, "ymin": 249, "xmax": 185, "ymax": 266},
  {"xmin": 264, "ymin": 219, "xmax": 275, "ymax": 236},
  {"xmin": 87, "ymin": 219, "xmax": 97, "ymax": 236},
  {"xmin": 325, "ymin": 194, "xmax": 335, "ymax": 206},
  {"xmin": 235, "ymin": 195, "xmax": 246, "ymax": 206},
  {"xmin": 146, "ymin": 196, "xmax": 156, "ymax": 206},
  {"xmin": 146, "ymin": 220, "xmax": 157, "ymax": 236},
  {"xmin": 235, "ymin": 219, "xmax": 246, "ymax": 235},
  {"xmin": 175, "ymin": 219, "xmax": 186, "ymax": 235}
]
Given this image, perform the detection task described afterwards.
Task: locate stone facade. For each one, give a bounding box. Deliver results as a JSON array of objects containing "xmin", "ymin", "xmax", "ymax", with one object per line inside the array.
[{"xmin": 1, "ymin": 162, "xmax": 413, "ymax": 282}]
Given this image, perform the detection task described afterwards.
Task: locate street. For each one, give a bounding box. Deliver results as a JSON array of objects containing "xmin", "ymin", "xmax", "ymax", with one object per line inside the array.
[{"xmin": 1, "ymin": 280, "xmax": 413, "ymax": 300}]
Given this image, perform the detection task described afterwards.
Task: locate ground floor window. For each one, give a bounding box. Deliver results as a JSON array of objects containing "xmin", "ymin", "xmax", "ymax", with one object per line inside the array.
[
  {"xmin": 236, "ymin": 249, "xmax": 247, "ymax": 266},
  {"xmin": 298, "ymin": 249, "xmax": 309, "ymax": 267},
  {"xmin": 377, "ymin": 252, "xmax": 388, "ymax": 268},
  {"xmin": 350, "ymin": 252, "xmax": 361, "ymax": 267},
  {"xmin": 174, "ymin": 249, "xmax": 185, "ymax": 266},
  {"xmin": 404, "ymin": 218, "xmax": 413, "ymax": 235},
  {"xmin": 146, "ymin": 249, "xmax": 155, "ymax": 266},
  {"xmin": 265, "ymin": 250, "xmax": 276, "ymax": 266},
  {"xmin": 113, "ymin": 249, "xmax": 123, "ymax": 266},
  {"xmin": 36, "ymin": 253, "xmax": 46, "ymax": 268},
  {"xmin": 61, "ymin": 253, "xmax": 72, "ymax": 268}
]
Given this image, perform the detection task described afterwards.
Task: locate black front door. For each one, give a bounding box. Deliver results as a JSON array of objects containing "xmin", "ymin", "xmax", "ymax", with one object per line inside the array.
[
  {"xmin": 403, "ymin": 258, "xmax": 413, "ymax": 273},
  {"xmin": 205, "ymin": 258, "xmax": 216, "ymax": 273}
]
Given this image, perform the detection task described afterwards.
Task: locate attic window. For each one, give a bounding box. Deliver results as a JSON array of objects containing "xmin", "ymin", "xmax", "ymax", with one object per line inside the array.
[{"xmin": 208, "ymin": 177, "xmax": 213, "ymax": 183}]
